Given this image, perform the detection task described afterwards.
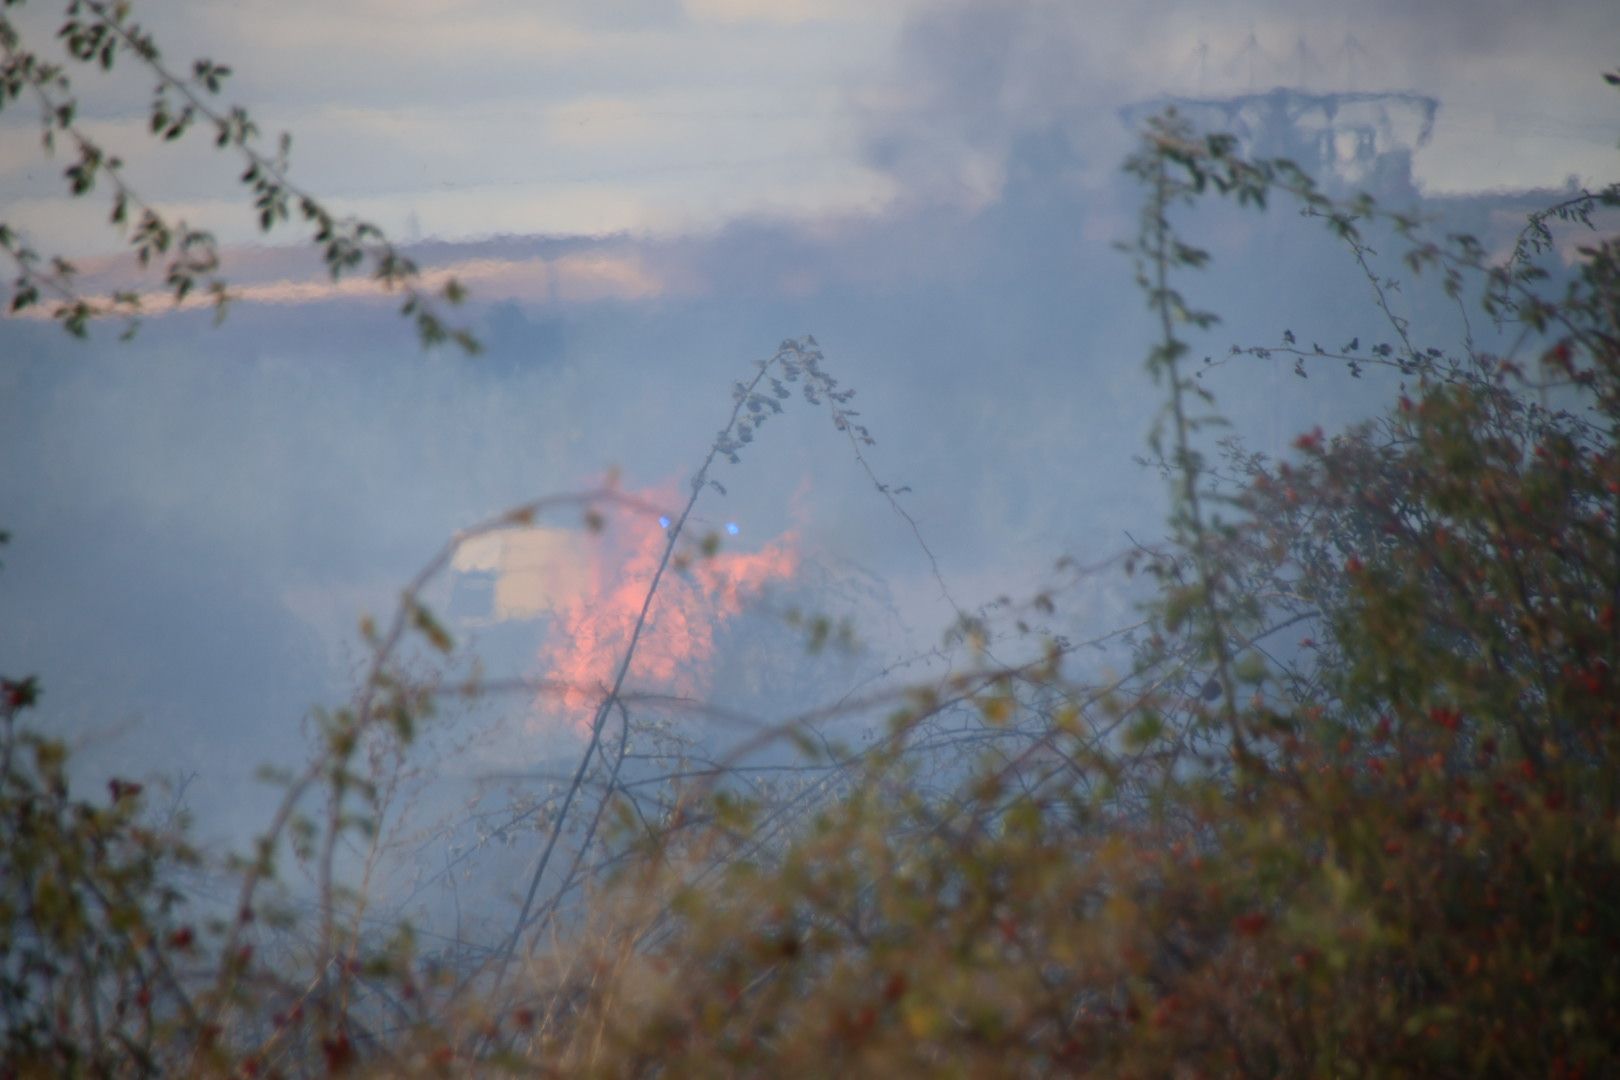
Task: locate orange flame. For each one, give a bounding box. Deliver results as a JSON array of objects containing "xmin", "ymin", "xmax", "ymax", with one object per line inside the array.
[{"xmin": 536, "ymin": 492, "xmax": 799, "ymax": 734}]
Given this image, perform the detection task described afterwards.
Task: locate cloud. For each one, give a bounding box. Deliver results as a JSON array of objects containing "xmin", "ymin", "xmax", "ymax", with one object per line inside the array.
[
  {"xmin": 683, "ymin": 0, "xmax": 886, "ymax": 24},
  {"xmin": 1, "ymin": 0, "xmax": 909, "ymax": 257},
  {"xmin": 8, "ymin": 248, "xmax": 679, "ymax": 322}
]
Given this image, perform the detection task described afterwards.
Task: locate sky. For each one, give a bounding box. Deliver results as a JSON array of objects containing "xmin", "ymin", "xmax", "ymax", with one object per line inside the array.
[
  {"xmin": 5, "ymin": 0, "xmax": 1619, "ymax": 252},
  {"xmin": 1, "ymin": 0, "xmax": 1618, "ymax": 847}
]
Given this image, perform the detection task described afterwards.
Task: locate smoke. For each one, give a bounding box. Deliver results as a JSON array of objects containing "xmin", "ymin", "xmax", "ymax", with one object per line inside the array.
[
  {"xmin": 861, "ymin": 0, "xmax": 1620, "ymax": 201},
  {"xmin": 3, "ymin": 0, "xmax": 1611, "ymax": 855}
]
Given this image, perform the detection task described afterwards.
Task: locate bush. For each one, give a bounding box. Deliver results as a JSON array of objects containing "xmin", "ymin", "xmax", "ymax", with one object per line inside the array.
[
  {"xmin": 520, "ymin": 100, "xmax": 1620, "ymax": 1076},
  {"xmin": 2, "ymin": 671, "xmax": 204, "ymax": 1076},
  {"xmin": 3, "ymin": 20, "xmax": 1618, "ymax": 1073}
]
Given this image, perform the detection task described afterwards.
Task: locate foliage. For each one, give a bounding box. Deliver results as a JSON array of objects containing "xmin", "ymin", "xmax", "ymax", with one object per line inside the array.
[
  {"xmin": 1, "ymin": 671, "xmax": 205, "ymax": 1076},
  {"xmin": 524, "ymin": 91, "xmax": 1620, "ymax": 1077},
  {"xmin": 0, "ymin": 0, "xmax": 476, "ymax": 350},
  {"xmin": 3, "ymin": 6, "xmax": 1620, "ymax": 1073}
]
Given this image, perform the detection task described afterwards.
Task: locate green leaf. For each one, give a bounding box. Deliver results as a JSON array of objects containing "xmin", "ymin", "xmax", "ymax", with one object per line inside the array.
[{"xmin": 410, "ymin": 603, "xmax": 454, "ymax": 654}]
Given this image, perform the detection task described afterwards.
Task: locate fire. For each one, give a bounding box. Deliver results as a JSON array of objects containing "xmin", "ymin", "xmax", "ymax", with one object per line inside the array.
[{"xmin": 536, "ymin": 492, "xmax": 799, "ymax": 735}]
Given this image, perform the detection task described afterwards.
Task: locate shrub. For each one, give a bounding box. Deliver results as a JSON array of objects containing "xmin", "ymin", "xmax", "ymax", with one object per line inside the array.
[
  {"xmin": 3, "ymin": 7, "xmax": 1618, "ymax": 1070},
  {"xmin": 524, "ymin": 94, "xmax": 1620, "ymax": 1077}
]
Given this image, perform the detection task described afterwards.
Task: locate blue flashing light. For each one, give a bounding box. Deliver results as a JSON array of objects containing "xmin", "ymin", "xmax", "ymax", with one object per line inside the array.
[
  {"xmin": 658, "ymin": 515, "xmax": 671, "ymax": 529},
  {"xmin": 725, "ymin": 522, "xmax": 740, "ymax": 536}
]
